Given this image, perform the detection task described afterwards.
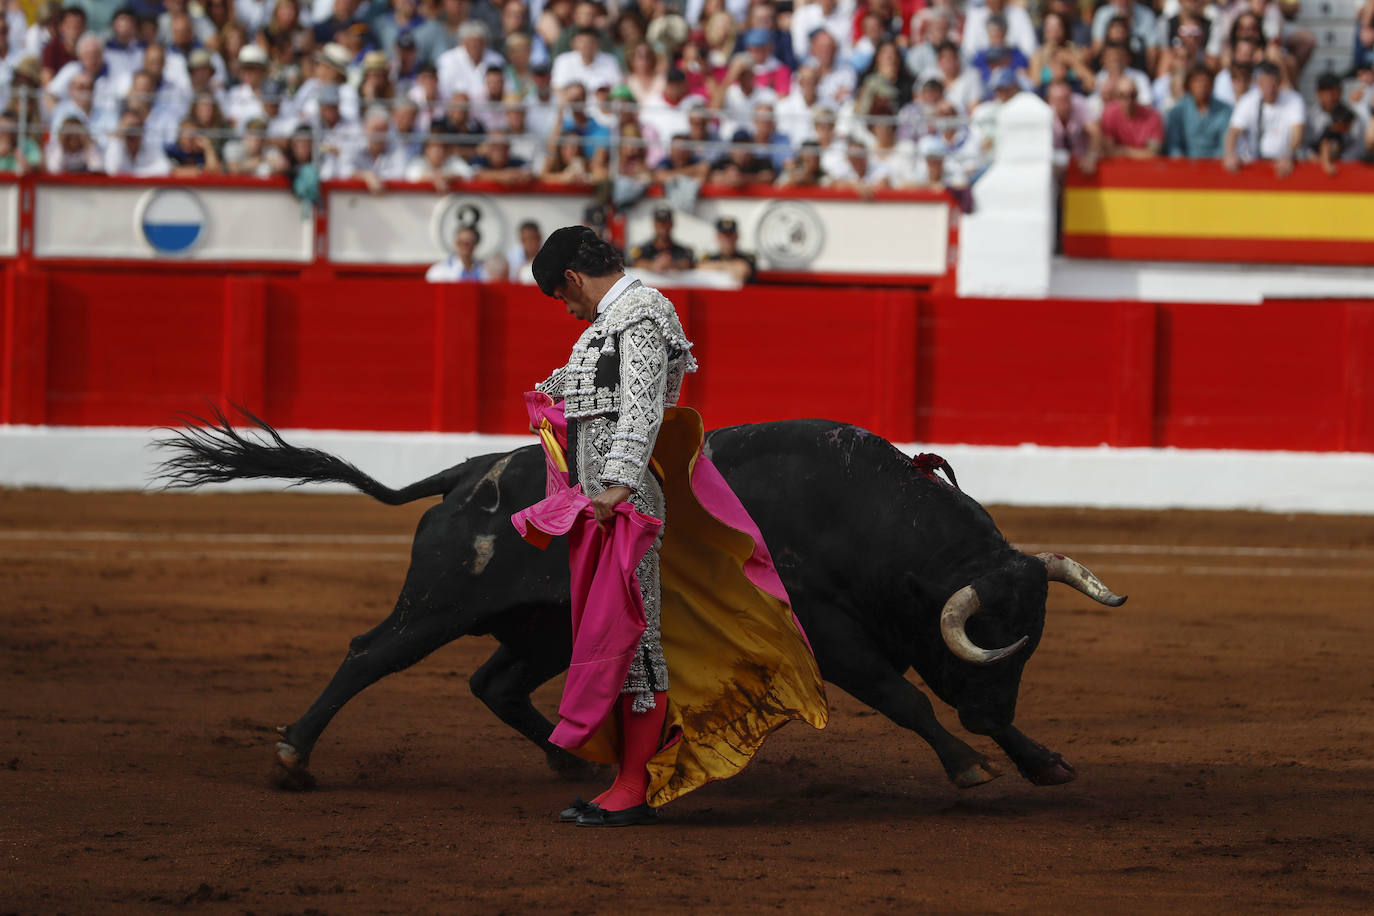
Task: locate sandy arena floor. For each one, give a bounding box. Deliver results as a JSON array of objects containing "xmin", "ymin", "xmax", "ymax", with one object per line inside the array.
[{"xmin": 2, "ymin": 488, "xmax": 1372, "ymax": 913}]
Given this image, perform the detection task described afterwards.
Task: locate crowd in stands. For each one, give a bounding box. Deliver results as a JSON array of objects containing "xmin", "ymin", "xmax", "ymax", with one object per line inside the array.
[{"xmin": 0, "ymin": 0, "xmax": 1371, "ymax": 191}]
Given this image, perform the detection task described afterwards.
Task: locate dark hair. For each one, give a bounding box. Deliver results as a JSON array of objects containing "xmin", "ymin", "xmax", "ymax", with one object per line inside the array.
[
  {"xmin": 518, "ymin": 219, "xmax": 540, "ymax": 233},
  {"xmin": 60, "ymin": 5, "xmax": 86, "ymax": 20},
  {"xmin": 935, "ymin": 40, "xmax": 959, "ymax": 57},
  {"xmin": 1185, "ymin": 63, "xmax": 1213, "ymax": 85},
  {"xmin": 456, "ymin": 225, "xmax": 482, "ymax": 244}
]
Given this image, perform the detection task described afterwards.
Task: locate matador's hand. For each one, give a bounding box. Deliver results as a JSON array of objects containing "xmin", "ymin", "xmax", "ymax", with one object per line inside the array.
[{"xmin": 591, "ymin": 485, "xmax": 634, "ymax": 523}]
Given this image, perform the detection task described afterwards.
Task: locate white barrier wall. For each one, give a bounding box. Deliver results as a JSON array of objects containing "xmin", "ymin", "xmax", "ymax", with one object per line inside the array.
[
  {"xmin": 32, "ymin": 184, "xmax": 314, "ymax": 261},
  {"xmin": 0, "ymin": 183, "xmax": 17, "ymax": 257}
]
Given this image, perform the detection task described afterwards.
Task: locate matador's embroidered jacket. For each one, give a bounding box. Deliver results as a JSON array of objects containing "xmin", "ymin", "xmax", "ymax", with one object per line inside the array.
[{"xmin": 535, "ymin": 278, "xmax": 697, "ymax": 492}]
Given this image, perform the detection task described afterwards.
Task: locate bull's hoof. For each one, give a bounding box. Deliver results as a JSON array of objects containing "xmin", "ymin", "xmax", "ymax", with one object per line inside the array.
[
  {"xmin": 952, "ymin": 760, "xmax": 1003, "ymax": 789},
  {"xmin": 1025, "ymin": 755, "xmax": 1077, "ymax": 786},
  {"xmin": 273, "ymin": 739, "xmax": 317, "ymax": 791}
]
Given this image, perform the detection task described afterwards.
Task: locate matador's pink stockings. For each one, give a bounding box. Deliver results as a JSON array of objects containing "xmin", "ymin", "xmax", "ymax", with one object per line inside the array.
[{"xmin": 592, "ymin": 691, "xmax": 668, "ymax": 811}]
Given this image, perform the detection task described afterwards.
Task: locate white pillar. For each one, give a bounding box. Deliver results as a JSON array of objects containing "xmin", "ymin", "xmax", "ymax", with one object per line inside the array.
[{"xmin": 956, "ymin": 93, "xmax": 1054, "ymax": 298}]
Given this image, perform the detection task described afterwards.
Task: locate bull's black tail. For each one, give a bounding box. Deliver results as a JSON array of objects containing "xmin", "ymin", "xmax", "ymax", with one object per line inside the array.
[{"xmin": 151, "ymin": 403, "xmax": 466, "ymax": 506}]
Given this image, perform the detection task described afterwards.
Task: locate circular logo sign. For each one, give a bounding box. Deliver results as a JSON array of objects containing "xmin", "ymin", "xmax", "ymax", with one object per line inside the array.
[
  {"xmin": 431, "ymin": 194, "xmax": 506, "ymax": 261},
  {"xmin": 755, "ymin": 200, "xmax": 825, "ymax": 269},
  {"xmin": 137, "ymin": 188, "xmax": 207, "ymax": 255}
]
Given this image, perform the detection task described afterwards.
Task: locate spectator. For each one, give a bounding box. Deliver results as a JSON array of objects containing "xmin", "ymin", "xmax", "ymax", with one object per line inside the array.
[
  {"xmin": 749, "ymin": 101, "xmax": 792, "ymax": 170},
  {"xmin": 539, "ymin": 130, "xmax": 597, "ymax": 183},
  {"xmin": 1165, "ymin": 65, "xmax": 1232, "ymax": 158},
  {"xmin": 1308, "ymin": 72, "xmax": 1368, "ymax": 154},
  {"xmin": 1094, "ymin": 42, "xmax": 1152, "ymax": 113},
  {"xmin": 741, "ymin": 27, "xmax": 790, "ymax": 97},
  {"xmin": 962, "ymin": 0, "xmax": 1037, "ymax": 63},
  {"xmin": 25, "ymin": 2, "xmax": 60, "ymax": 68},
  {"xmin": 470, "ymin": 128, "xmax": 533, "ymax": 183},
  {"xmin": 50, "ymin": 71, "xmax": 118, "ymax": 152},
  {"xmin": 1048, "ymin": 77, "xmax": 1101, "ymax": 173},
  {"xmin": 312, "ymin": 0, "xmax": 368, "ymax": 47},
  {"xmin": 500, "ymin": 31, "xmax": 538, "ymax": 98},
  {"xmin": 628, "ymin": 205, "xmax": 694, "ymax": 272},
  {"xmin": 776, "ymin": 138, "xmax": 826, "ymax": 187},
  {"xmin": 522, "ymin": 60, "xmax": 558, "ymax": 136},
  {"xmin": 1091, "ymin": 0, "xmax": 1159, "ymax": 75},
  {"xmin": 971, "ymin": 17, "xmax": 1031, "ymax": 90},
  {"xmin": 501, "ymin": 94, "xmax": 540, "ymax": 167},
  {"xmin": 41, "ymin": 5, "xmax": 84, "ymax": 84},
  {"xmin": 360, "ymin": 51, "xmax": 396, "ymax": 106},
  {"xmin": 742, "ymin": 1, "xmax": 795, "ymax": 71},
  {"xmin": 224, "ymin": 44, "xmax": 270, "ymax": 129},
  {"xmin": 1214, "ymin": 37, "xmax": 1261, "ymax": 104},
  {"xmin": 557, "ymin": 81, "xmax": 610, "ymax": 161},
  {"xmin": 296, "ymin": 43, "xmax": 361, "ymax": 124},
  {"xmin": 48, "ymin": 33, "xmax": 112, "ymax": 108},
  {"xmin": 858, "ymin": 40, "xmax": 914, "ymax": 113},
  {"xmin": 1101, "ymin": 75, "xmax": 1164, "ymax": 158},
  {"xmin": 551, "ymin": 24, "xmax": 620, "ymax": 91},
  {"xmin": 1358, "ymin": 1, "xmax": 1374, "ymax": 77},
  {"xmin": 932, "ymin": 41, "xmax": 983, "ymax": 115},
  {"xmin": 374, "ymin": 0, "xmax": 426, "ymax": 57},
  {"xmin": 315, "ymin": 82, "xmax": 362, "ymax": 178},
  {"xmin": 715, "ymin": 52, "xmax": 777, "ymax": 138},
  {"xmin": 813, "ymin": 107, "xmax": 848, "ymax": 175},
  {"xmin": 103, "ymin": 9, "xmax": 146, "ymax": 89},
  {"xmin": 48, "ymin": 118, "xmax": 101, "ymax": 175},
  {"xmin": 222, "ymin": 117, "xmax": 280, "ymax": 176},
  {"xmin": 434, "ymin": 91, "xmax": 487, "ymax": 161},
  {"xmin": 474, "ymin": 67, "xmax": 508, "ymax": 130},
  {"xmin": 1158, "ymin": 0, "xmax": 1214, "ymax": 56},
  {"xmin": 776, "ymin": 63, "xmax": 821, "ymax": 142},
  {"xmin": 967, "ymin": 70, "xmax": 1022, "ymax": 169},
  {"xmin": 624, "ymin": 41, "xmax": 663, "ymax": 103},
  {"xmin": 898, "ymin": 78, "xmax": 946, "ymax": 140},
  {"xmin": 1151, "ymin": 13, "xmax": 1210, "ymax": 111},
  {"xmin": 806, "ymin": 28, "xmax": 856, "ymax": 109},
  {"xmin": 352, "ymin": 105, "xmax": 410, "ymax": 188},
  {"xmin": 1224, "ymin": 60, "xmax": 1305, "ymax": 175},
  {"xmin": 506, "ymin": 219, "xmax": 541, "ymax": 284},
  {"xmin": 698, "ymin": 216, "xmax": 756, "ymax": 284},
  {"xmin": 792, "ymin": 0, "xmax": 853, "ymax": 66},
  {"xmin": 915, "ymin": 134, "xmax": 968, "ymax": 189},
  {"xmin": 905, "ymin": 8, "xmax": 953, "ymax": 81},
  {"xmin": 684, "ymin": 104, "xmax": 724, "ymax": 166},
  {"xmin": 1030, "ymin": 11, "xmax": 1096, "ymax": 96},
  {"xmin": 824, "ymin": 134, "xmax": 891, "ymax": 189},
  {"xmin": 653, "ymin": 133, "xmax": 711, "ymax": 183},
  {"xmin": 437, "ymin": 21, "xmax": 504, "ymax": 101},
  {"xmin": 708, "ymin": 127, "xmax": 776, "ymax": 186},
  {"xmin": 391, "ymin": 32, "xmax": 424, "ymax": 96},
  {"xmin": 405, "ymin": 131, "xmax": 474, "ymax": 189},
  {"xmin": 637, "ymin": 67, "xmax": 695, "ymax": 165},
  {"xmin": 426, "ymin": 224, "xmax": 488, "ymax": 282},
  {"xmin": 188, "ymin": 90, "xmax": 231, "ymax": 156},
  {"xmin": 865, "ymin": 98, "xmax": 919, "ymax": 186},
  {"xmin": 0, "ymin": 111, "xmax": 41, "ymax": 174},
  {"xmin": 163, "ymin": 117, "xmax": 222, "ymax": 174},
  {"xmin": 1312, "ymin": 103, "xmax": 1363, "ymax": 173},
  {"xmin": 105, "ymin": 110, "xmax": 172, "ymax": 175}
]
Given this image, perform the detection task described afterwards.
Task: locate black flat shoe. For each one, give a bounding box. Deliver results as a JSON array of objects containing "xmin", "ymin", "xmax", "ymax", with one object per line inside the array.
[
  {"xmin": 559, "ymin": 796, "xmax": 594, "ymax": 822},
  {"xmin": 575, "ymin": 803, "xmax": 658, "ymax": 827}
]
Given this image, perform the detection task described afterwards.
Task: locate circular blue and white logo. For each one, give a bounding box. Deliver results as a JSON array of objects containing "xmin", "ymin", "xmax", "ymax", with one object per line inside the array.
[{"xmin": 137, "ymin": 188, "xmax": 207, "ymax": 255}]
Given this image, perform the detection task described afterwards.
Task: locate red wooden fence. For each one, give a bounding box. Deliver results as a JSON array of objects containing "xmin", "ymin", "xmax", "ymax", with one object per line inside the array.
[{"xmin": 3, "ymin": 262, "xmax": 1373, "ymax": 452}]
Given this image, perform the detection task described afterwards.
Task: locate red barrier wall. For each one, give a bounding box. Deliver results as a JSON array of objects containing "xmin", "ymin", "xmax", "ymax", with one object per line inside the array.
[{"xmin": 4, "ymin": 265, "xmax": 1374, "ymax": 453}]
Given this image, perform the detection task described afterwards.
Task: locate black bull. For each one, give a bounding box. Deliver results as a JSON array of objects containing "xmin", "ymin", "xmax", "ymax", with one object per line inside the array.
[{"xmin": 156, "ymin": 411, "xmax": 1126, "ymax": 793}]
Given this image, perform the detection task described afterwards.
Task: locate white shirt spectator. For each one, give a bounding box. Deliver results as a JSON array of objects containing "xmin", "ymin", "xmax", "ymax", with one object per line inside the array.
[
  {"xmin": 720, "ymin": 83, "xmax": 778, "ymax": 139},
  {"xmin": 550, "ymin": 48, "xmax": 622, "ymax": 92},
  {"xmin": 318, "ymin": 121, "xmax": 363, "ymax": 178},
  {"xmin": 49, "ymin": 98, "xmax": 119, "ymax": 148},
  {"xmin": 436, "ymin": 44, "xmax": 504, "ymax": 101},
  {"xmin": 104, "ymin": 137, "xmax": 172, "ymax": 176},
  {"xmin": 944, "ymin": 69, "xmax": 985, "ymax": 115},
  {"xmin": 47, "ymin": 60, "xmax": 117, "ymax": 103},
  {"xmin": 815, "ymin": 65, "xmax": 857, "ymax": 108},
  {"xmin": 776, "ymin": 88, "xmax": 820, "ymax": 142},
  {"xmin": 869, "ymin": 140, "xmax": 921, "ymax": 187},
  {"xmin": 293, "ymin": 79, "xmax": 361, "ymax": 125},
  {"xmin": 404, "ymin": 152, "xmax": 475, "ymax": 181},
  {"xmin": 791, "ymin": 0, "xmax": 855, "ymax": 61},
  {"xmin": 350, "ymin": 144, "xmax": 411, "ymax": 179},
  {"xmin": 1212, "ymin": 68, "xmax": 1245, "ymax": 106},
  {"xmin": 425, "ymin": 254, "xmax": 488, "ymax": 282},
  {"xmin": 961, "ymin": 5, "xmax": 1038, "ymax": 61},
  {"xmin": 223, "ymin": 83, "xmax": 266, "ymax": 130},
  {"xmin": 1229, "ymin": 86, "xmax": 1305, "ymax": 160},
  {"xmin": 103, "ymin": 40, "xmax": 144, "ymax": 87},
  {"xmin": 637, "ymin": 93, "xmax": 697, "ymax": 163},
  {"xmin": 823, "ymin": 152, "xmax": 893, "ymax": 187}
]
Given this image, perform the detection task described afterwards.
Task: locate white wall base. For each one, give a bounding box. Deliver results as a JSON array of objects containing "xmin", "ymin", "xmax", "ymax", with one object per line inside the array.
[{"xmin": 2, "ymin": 425, "xmax": 1372, "ymax": 514}]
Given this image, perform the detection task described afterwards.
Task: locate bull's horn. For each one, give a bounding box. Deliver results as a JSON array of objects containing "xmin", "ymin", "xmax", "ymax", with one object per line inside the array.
[
  {"xmin": 939, "ymin": 585, "xmax": 1029, "ymax": 665},
  {"xmin": 1036, "ymin": 553, "xmax": 1128, "ymax": 607}
]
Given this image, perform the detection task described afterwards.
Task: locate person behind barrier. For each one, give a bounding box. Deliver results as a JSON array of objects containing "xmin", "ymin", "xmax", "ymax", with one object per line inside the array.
[{"xmin": 426, "ymin": 224, "xmax": 487, "ymax": 282}]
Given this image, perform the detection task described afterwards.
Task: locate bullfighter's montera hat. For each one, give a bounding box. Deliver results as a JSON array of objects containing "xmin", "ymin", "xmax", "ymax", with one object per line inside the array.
[{"xmin": 531, "ymin": 225, "xmax": 599, "ymax": 297}]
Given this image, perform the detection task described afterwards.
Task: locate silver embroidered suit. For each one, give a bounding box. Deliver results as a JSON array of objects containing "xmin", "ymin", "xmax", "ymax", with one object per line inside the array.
[{"xmin": 536, "ymin": 280, "xmax": 696, "ymax": 712}]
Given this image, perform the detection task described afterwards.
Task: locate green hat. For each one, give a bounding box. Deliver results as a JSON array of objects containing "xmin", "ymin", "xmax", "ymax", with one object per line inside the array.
[{"xmin": 609, "ymin": 84, "xmax": 635, "ymax": 102}]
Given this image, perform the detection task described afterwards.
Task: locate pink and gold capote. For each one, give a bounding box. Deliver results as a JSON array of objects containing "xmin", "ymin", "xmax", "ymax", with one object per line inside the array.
[{"xmin": 511, "ymin": 391, "xmax": 828, "ymax": 807}]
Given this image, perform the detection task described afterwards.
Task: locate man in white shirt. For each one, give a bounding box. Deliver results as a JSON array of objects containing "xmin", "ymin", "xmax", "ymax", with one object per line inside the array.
[
  {"xmin": 637, "ymin": 68, "xmax": 697, "ymax": 166},
  {"xmin": 426, "ymin": 225, "xmax": 489, "ymax": 282},
  {"xmin": 824, "ymin": 135, "xmax": 892, "ymax": 188},
  {"xmin": 776, "ymin": 64, "xmax": 822, "ymax": 142},
  {"xmin": 962, "ymin": 0, "xmax": 1037, "ymax": 61},
  {"xmin": 102, "ymin": 9, "xmax": 144, "ymax": 87},
  {"xmin": 1224, "ymin": 61, "xmax": 1305, "ymax": 176},
  {"xmin": 47, "ymin": 35, "xmax": 114, "ymax": 107},
  {"xmin": 718, "ymin": 55, "xmax": 777, "ymax": 140},
  {"xmin": 437, "ymin": 20, "xmax": 504, "ymax": 101},
  {"xmin": 315, "ymin": 83, "xmax": 363, "ymax": 179},
  {"xmin": 104, "ymin": 112, "xmax": 172, "ymax": 176},
  {"xmin": 790, "ymin": 0, "xmax": 853, "ymax": 63},
  {"xmin": 805, "ymin": 28, "xmax": 855, "ymax": 108},
  {"xmin": 934, "ymin": 41, "xmax": 984, "ymax": 115},
  {"xmin": 550, "ymin": 25, "xmax": 621, "ymax": 92},
  {"xmin": 223, "ymin": 45, "xmax": 271, "ymax": 130}
]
